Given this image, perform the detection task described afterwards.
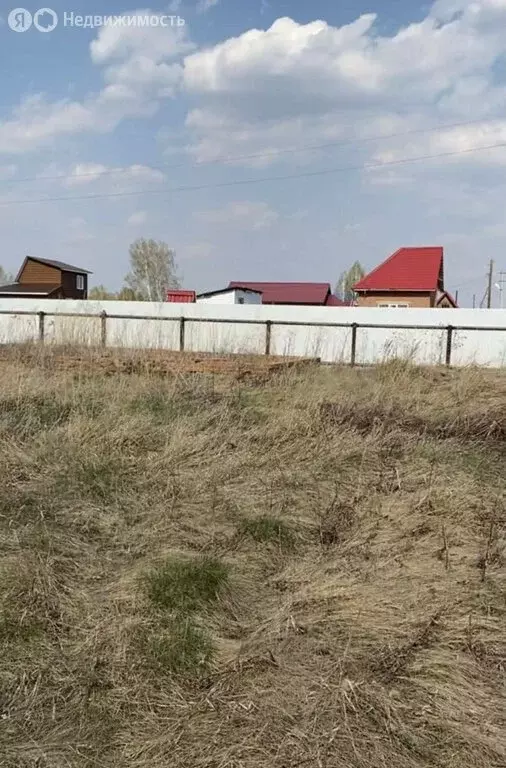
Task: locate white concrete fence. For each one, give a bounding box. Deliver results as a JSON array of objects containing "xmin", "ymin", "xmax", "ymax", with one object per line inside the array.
[{"xmin": 0, "ymin": 299, "xmax": 506, "ymax": 367}]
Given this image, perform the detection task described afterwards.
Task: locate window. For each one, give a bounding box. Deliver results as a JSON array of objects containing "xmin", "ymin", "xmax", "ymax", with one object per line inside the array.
[
  {"xmin": 377, "ymin": 302, "xmax": 410, "ymax": 308},
  {"xmin": 76, "ymin": 274, "xmax": 84, "ymax": 291},
  {"xmin": 238, "ymin": 297, "xmax": 245, "ymax": 304}
]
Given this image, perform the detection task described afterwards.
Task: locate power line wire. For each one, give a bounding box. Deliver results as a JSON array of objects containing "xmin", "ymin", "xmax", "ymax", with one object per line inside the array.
[
  {"xmin": 1, "ymin": 116, "xmax": 505, "ymax": 187},
  {"xmin": 1, "ymin": 139, "xmax": 506, "ymax": 208},
  {"xmin": 452, "ymin": 273, "xmax": 489, "ymax": 290}
]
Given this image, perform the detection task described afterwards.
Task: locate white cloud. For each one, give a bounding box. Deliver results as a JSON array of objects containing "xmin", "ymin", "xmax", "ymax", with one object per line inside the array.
[
  {"xmin": 90, "ymin": 9, "xmax": 192, "ymax": 64},
  {"xmin": 0, "ymin": 165, "xmax": 16, "ymax": 181},
  {"xmin": 370, "ymin": 119, "xmax": 506, "ymax": 171},
  {"xmin": 63, "ymin": 163, "xmax": 165, "ymax": 189},
  {"xmin": 65, "ymin": 216, "xmax": 96, "ymax": 244},
  {"xmin": 196, "ymin": 0, "xmax": 220, "ymax": 13},
  {"xmin": 127, "ymin": 210, "xmax": 148, "ymax": 226},
  {"xmin": 181, "ymin": 4, "xmax": 506, "ymax": 169},
  {"xmin": 0, "ymin": 10, "xmax": 193, "ymax": 156},
  {"xmin": 195, "ymin": 201, "xmax": 279, "ymax": 229},
  {"xmin": 63, "ymin": 163, "xmax": 109, "ymax": 187},
  {"xmin": 183, "ymin": 241, "xmax": 215, "ymax": 260}
]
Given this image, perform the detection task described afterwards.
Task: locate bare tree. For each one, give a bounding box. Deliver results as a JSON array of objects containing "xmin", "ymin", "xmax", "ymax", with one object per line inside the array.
[
  {"xmin": 336, "ymin": 261, "xmax": 365, "ymax": 303},
  {"xmin": 124, "ymin": 239, "xmax": 180, "ymax": 302}
]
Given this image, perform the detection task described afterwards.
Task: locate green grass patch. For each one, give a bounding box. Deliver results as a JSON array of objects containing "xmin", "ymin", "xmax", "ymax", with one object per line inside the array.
[
  {"xmin": 146, "ymin": 616, "xmax": 215, "ymax": 677},
  {"xmin": 129, "ymin": 391, "xmax": 179, "ymax": 421},
  {"xmin": 145, "ymin": 556, "xmax": 229, "ymax": 612},
  {"xmin": 238, "ymin": 515, "xmax": 294, "ymax": 546}
]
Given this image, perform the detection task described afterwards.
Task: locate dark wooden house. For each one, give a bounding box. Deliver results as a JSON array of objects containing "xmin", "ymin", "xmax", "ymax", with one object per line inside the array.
[{"xmin": 0, "ymin": 257, "xmax": 91, "ymax": 299}]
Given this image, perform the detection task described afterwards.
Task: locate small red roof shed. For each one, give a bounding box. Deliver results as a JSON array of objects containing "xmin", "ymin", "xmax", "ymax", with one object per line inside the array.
[{"xmin": 166, "ymin": 290, "xmax": 196, "ymax": 303}]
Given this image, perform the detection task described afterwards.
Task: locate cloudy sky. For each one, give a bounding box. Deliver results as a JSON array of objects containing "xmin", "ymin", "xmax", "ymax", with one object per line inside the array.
[{"xmin": 1, "ymin": 0, "xmax": 506, "ymax": 305}]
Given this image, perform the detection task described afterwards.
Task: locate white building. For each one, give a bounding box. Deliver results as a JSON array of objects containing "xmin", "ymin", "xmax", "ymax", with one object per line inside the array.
[{"xmin": 196, "ymin": 287, "xmax": 262, "ymax": 305}]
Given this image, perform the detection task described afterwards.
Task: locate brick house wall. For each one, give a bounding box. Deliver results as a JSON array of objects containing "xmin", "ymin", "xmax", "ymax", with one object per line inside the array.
[{"xmin": 356, "ymin": 291, "xmax": 434, "ymax": 308}]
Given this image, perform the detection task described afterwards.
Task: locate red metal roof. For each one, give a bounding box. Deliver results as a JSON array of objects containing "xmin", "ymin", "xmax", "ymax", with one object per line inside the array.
[
  {"xmin": 354, "ymin": 247, "xmax": 444, "ymax": 292},
  {"xmin": 228, "ymin": 282, "xmax": 334, "ymax": 305},
  {"xmin": 166, "ymin": 290, "xmax": 196, "ymax": 303}
]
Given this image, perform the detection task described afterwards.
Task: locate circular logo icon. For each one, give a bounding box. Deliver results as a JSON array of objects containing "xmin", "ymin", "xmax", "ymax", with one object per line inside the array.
[
  {"xmin": 33, "ymin": 7, "xmax": 58, "ymax": 32},
  {"xmin": 8, "ymin": 8, "xmax": 33, "ymax": 32}
]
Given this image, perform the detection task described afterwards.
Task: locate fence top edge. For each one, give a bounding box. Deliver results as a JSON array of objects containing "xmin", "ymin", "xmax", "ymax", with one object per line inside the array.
[{"xmin": 0, "ymin": 310, "xmax": 504, "ymax": 332}]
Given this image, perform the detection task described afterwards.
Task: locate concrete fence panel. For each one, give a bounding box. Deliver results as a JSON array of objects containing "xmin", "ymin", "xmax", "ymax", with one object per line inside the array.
[{"xmin": 0, "ymin": 299, "xmax": 505, "ymax": 368}]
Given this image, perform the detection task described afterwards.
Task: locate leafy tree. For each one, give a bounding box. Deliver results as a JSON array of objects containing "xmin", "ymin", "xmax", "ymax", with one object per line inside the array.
[
  {"xmin": 124, "ymin": 239, "xmax": 180, "ymax": 302},
  {"xmin": 117, "ymin": 286, "xmax": 143, "ymax": 301},
  {"xmin": 336, "ymin": 261, "xmax": 365, "ymax": 303},
  {"xmin": 88, "ymin": 285, "xmax": 117, "ymax": 300},
  {"xmin": 0, "ymin": 266, "xmax": 13, "ymax": 285},
  {"xmin": 87, "ymin": 285, "xmax": 146, "ymax": 301}
]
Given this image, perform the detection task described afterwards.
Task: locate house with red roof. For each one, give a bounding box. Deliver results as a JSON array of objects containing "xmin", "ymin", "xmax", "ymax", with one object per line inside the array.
[
  {"xmin": 353, "ymin": 247, "xmax": 457, "ymax": 308},
  {"xmin": 227, "ymin": 282, "xmax": 346, "ymax": 306}
]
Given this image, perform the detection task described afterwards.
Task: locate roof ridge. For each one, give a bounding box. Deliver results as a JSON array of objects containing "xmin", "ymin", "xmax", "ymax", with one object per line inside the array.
[{"xmin": 25, "ymin": 255, "xmax": 92, "ymax": 274}]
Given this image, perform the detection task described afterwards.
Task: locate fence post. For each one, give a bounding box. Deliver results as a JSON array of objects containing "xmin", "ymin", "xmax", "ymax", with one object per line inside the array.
[
  {"xmin": 179, "ymin": 317, "xmax": 186, "ymax": 352},
  {"xmin": 265, "ymin": 320, "xmax": 272, "ymax": 356},
  {"xmin": 350, "ymin": 323, "xmax": 358, "ymax": 367},
  {"xmin": 445, "ymin": 325, "xmax": 453, "ymax": 367},
  {"xmin": 38, "ymin": 311, "xmax": 45, "ymax": 344},
  {"xmin": 100, "ymin": 311, "xmax": 107, "ymax": 348}
]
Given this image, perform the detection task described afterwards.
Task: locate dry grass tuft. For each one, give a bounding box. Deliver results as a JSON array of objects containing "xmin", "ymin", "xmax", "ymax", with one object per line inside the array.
[{"xmin": 0, "ymin": 348, "xmax": 505, "ymax": 767}]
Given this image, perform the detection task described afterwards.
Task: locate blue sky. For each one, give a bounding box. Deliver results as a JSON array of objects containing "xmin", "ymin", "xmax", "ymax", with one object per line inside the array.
[{"xmin": 1, "ymin": 0, "xmax": 506, "ymax": 306}]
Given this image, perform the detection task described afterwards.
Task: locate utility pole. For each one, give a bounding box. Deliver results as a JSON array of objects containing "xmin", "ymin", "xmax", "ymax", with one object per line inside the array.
[
  {"xmin": 472, "ymin": 294, "xmax": 476, "ymax": 309},
  {"xmin": 498, "ymin": 271, "xmax": 506, "ymax": 309},
  {"xmin": 487, "ymin": 259, "xmax": 494, "ymax": 308}
]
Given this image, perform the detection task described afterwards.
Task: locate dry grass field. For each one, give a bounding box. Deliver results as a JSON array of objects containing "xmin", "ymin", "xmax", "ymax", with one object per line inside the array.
[{"xmin": 0, "ymin": 347, "xmax": 505, "ymax": 767}]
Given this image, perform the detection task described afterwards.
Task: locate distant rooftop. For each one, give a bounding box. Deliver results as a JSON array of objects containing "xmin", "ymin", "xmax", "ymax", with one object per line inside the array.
[{"xmin": 228, "ymin": 281, "xmax": 345, "ymax": 305}]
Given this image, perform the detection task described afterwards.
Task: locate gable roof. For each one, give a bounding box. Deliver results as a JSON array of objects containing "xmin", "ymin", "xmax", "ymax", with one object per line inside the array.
[
  {"xmin": 353, "ymin": 247, "xmax": 444, "ymax": 293},
  {"xmin": 436, "ymin": 290, "xmax": 458, "ymax": 308},
  {"xmin": 17, "ymin": 256, "xmax": 92, "ymax": 280},
  {"xmin": 228, "ymin": 282, "xmax": 333, "ymax": 305}
]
